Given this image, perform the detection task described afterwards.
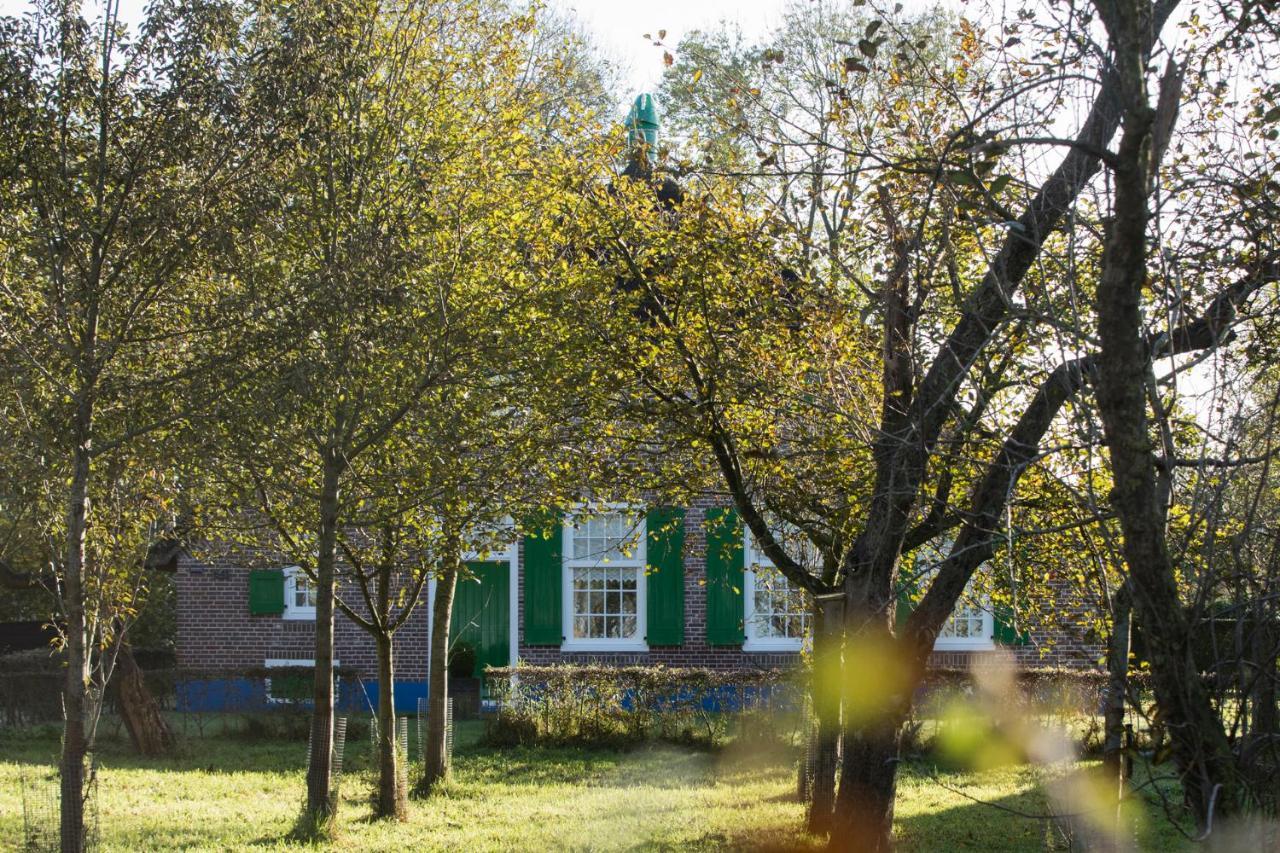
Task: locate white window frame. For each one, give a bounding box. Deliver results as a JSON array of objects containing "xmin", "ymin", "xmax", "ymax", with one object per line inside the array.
[
  {"xmin": 263, "ymin": 658, "xmax": 337, "ymax": 705},
  {"xmin": 743, "ymin": 530, "xmax": 808, "ymax": 652},
  {"xmin": 915, "ymin": 542, "xmax": 996, "ymax": 651},
  {"xmin": 932, "ymin": 598, "xmax": 995, "ymax": 651},
  {"xmin": 282, "ymin": 566, "xmax": 317, "ymax": 621},
  {"xmin": 561, "ymin": 505, "xmax": 648, "ymax": 652}
]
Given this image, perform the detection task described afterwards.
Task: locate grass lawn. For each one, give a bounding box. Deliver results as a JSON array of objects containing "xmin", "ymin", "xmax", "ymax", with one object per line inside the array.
[{"xmin": 0, "ymin": 717, "xmax": 1192, "ymax": 851}]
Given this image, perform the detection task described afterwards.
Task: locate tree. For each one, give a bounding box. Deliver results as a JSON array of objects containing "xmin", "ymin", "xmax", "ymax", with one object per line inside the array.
[
  {"xmin": 581, "ymin": 1, "xmax": 1278, "ymax": 846},
  {"xmin": 1089, "ymin": 0, "xmax": 1280, "ymax": 822},
  {"xmin": 0, "ymin": 2, "xmax": 270, "ymax": 847},
  {"xmin": 198, "ymin": 0, "xmax": 600, "ymax": 824}
]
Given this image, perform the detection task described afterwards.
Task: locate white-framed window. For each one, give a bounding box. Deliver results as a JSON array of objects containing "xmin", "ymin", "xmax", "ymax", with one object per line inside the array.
[
  {"xmin": 744, "ymin": 529, "xmax": 810, "ymax": 652},
  {"xmin": 263, "ymin": 658, "xmax": 337, "ymax": 705},
  {"xmin": 283, "ymin": 566, "xmax": 317, "ymax": 620},
  {"xmin": 933, "ymin": 597, "xmax": 995, "ymax": 650},
  {"xmin": 912, "ymin": 542, "xmax": 996, "ymax": 650},
  {"xmin": 562, "ymin": 507, "xmax": 647, "ymax": 651}
]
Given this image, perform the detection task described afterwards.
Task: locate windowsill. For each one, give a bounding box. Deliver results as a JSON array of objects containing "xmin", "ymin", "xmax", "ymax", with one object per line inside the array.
[
  {"xmin": 933, "ymin": 640, "xmax": 996, "ymax": 652},
  {"xmin": 560, "ymin": 640, "xmax": 649, "ymax": 653},
  {"xmin": 282, "ymin": 610, "xmax": 316, "ymax": 621},
  {"xmin": 743, "ymin": 638, "xmax": 804, "ymax": 653}
]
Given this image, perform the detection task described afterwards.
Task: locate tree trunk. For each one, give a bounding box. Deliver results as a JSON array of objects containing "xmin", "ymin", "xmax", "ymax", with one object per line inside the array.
[
  {"xmin": 416, "ymin": 559, "xmax": 459, "ymax": 797},
  {"xmin": 1092, "ymin": 6, "xmax": 1241, "ymax": 824},
  {"xmin": 1102, "ymin": 579, "xmax": 1132, "ymax": 784},
  {"xmin": 60, "ymin": 438, "xmax": 92, "ymax": 853},
  {"xmin": 1250, "ymin": 617, "xmax": 1277, "ymax": 739},
  {"xmin": 113, "ymin": 638, "xmax": 175, "ymax": 757},
  {"xmin": 304, "ymin": 454, "xmax": 342, "ymax": 825},
  {"xmin": 808, "ymin": 595, "xmax": 843, "ymax": 836},
  {"xmin": 373, "ymin": 633, "xmax": 406, "ymax": 819},
  {"xmin": 831, "ymin": 717, "xmax": 902, "ymax": 852}
]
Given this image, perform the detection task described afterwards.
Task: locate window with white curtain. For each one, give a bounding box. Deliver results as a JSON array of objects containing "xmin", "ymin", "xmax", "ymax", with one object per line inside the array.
[
  {"xmin": 744, "ymin": 528, "xmax": 810, "ymax": 651},
  {"xmin": 562, "ymin": 509, "xmax": 647, "ymax": 650}
]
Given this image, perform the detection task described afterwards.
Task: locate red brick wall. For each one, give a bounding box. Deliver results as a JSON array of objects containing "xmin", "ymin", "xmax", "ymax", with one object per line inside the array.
[
  {"xmin": 517, "ymin": 497, "xmax": 801, "ymax": 670},
  {"xmin": 176, "ymin": 502, "xmax": 1102, "ymax": 676},
  {"xmin": 175, "ymin": 554, "xmax": 428, "ymax": 680}
]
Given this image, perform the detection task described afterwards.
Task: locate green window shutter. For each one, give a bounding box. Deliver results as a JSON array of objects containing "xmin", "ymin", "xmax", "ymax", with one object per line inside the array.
[
  {"xmin": 895, "ymin": 590, "xmax": 913, "ymax": 632},
  {"xmin": 993, "ymin": 602, "xmax": 1030, "ymax": 646},
  {"xmin": 704, "ymin": 507, "xmax": 744, "ymax": 646},
  {"xmin": 646, "ymin": 506, "xmax": 685, "ymax": 646},
  {"xmin": 523, "ymin": 511, "xmax": 563, "ymax": 645},
  {"xmin": 895, "ymin": 572, "xmax": 918, "ymax": 632},
  {"xmin": 248, "ymin": 569, "xmax": 285, "ymax": 616}
]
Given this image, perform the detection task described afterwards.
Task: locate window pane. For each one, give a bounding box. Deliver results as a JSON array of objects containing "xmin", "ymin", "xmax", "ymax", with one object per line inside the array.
[
  {"xmin": 572, "ymin": 512, "xmax": 640, "ymax": 563},
  {"xmin": 939, "ymin": 601, "xmax": 989, "ymax": 640},
  {"xmin": 749, "ymin": 567, "xmax": 809, "ymax": 639},
  {"xmin": 571, "ymin": 565, "xmax": 640, "ymax": 640}
]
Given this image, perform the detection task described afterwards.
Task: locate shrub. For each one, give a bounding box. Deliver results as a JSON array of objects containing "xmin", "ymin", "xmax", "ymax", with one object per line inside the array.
[{"xmin": 483, "ymin": 665, "xmax": 798, "ymax": 749}]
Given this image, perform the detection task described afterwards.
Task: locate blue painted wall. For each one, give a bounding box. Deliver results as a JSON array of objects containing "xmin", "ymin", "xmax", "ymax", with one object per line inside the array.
[{"xmin": 175, "ymin": 677, "xmax": 427, "ymax": 714}]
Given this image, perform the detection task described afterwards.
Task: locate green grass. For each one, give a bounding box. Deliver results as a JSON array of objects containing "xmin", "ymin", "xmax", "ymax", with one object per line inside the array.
[{"xmin": 0, "ymin": 717, "xmax": 1192, "ymax": 851}]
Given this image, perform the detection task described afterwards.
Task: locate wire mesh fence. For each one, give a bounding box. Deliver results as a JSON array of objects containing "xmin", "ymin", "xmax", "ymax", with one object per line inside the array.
[
  {"xmin": 305, "ymin": 715, "xmax": 348, "ymax": 790},
  {"xmin": 417, "ymin": 698, "xmax": 427, "ymax": 761},
  {"xmin": 21, "ymin": 762, "xmax": 100, "ymax": 853},
  {"xmin": 414, "ymin": 697, "xmax": 452, "ymax": 764}
]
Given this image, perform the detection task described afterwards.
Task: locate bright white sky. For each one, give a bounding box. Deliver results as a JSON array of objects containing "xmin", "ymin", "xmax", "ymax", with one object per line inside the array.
[
  {"xmin": 563, "ymin": 0, "xmax": 782, "ymax": 93},
  {"xmin": 0, "ymin": 0, "xmax": 784, "ymax": 94},
  {"xmin": 0, "ymin": 0, "xmax": 937, "ymax": 101}
]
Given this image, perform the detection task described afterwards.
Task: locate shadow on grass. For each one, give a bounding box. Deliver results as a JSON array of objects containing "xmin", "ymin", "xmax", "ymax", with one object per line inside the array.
[
  {"xmin": 0, "ymin": 730, "xmax": 311, "ymax": 774},
  {"xmin": 894, "ymin": 784, "xmax": 1055, "ymax": 852}
]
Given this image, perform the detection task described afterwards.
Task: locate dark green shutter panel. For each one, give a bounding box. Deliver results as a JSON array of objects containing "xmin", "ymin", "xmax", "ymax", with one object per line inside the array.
[
  {"xmin": 249, "ymin": 569, "xmax": 285, "ymax": 615},
  {"xmin": 993, "ymin": 602, "xmax": 1030, "ymax": 646},
  {"xmin": 523, "ymin": 512, "xmax": 563, "ymax": 645},
  {"xmin": 704, "ymin": 507, "xmax": 744, "ymax": 645},
  {"xmin": 895, "ymin": 572, "xmax": 918, "ymax": 632},
  {"xmin": 452, "ymin": 561, "xmax": 511, "ymax": 677},
  {"xmin": 646, "ymin": 507, "xmax": 685, "ymax": 646}
]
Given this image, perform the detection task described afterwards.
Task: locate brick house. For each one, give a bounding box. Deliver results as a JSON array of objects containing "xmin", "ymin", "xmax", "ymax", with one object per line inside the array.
[{"xmin": 175, "ymin": 498, "xmax": 1102, "ymax": 712}]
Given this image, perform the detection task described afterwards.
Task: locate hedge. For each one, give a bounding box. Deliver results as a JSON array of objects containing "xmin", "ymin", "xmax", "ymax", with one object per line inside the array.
[{"xmin": 484, "ymin": 665, "xmax": 800, "ymax": 748}]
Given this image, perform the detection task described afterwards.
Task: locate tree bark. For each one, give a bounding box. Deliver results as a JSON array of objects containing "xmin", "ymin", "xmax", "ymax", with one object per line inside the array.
[
  {"xmin": 304, "ymin": 452, "xmax": 343, "ymax": 825},
  {"xmin": 831, "ymin": 715, "xmax": 903, "ymax": 852},
  {"xmin": 60, "ymin": 436, "xmax": 92, "ymax": 853},
  {"xmin": 1102, "ymin": 579, "xmax": 1132, "ymax": 783},
  {"xmin": 807, "ymin": 596, "xmax": 843, "ymax": 836},
  {"xmin": 113, "ymin": 639, "xmax": 175, "ymax": 757},
  {"xmin": 1091, "ymin": 1, "xmax": 1240, "ymax": 824},
  {"xmin": 416, "ymin": 557, "xmax": 459, "ymax": 797},
  {"xmin": 1103, "ymin": 576, "xmax": 1133, "ymax": 838},
  {"xmin": 373, "ymin": 632, "xmax": 406, "ymax": 819}
]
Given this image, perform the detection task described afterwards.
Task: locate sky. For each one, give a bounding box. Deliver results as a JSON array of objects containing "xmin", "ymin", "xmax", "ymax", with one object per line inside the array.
[
  {"xmin": 562, "ymin": 0, "xmax": 783, "ymax": 94},
  {"xmin": 0, "ymin": 0, "xmax": 792, "ymax": 95}
]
